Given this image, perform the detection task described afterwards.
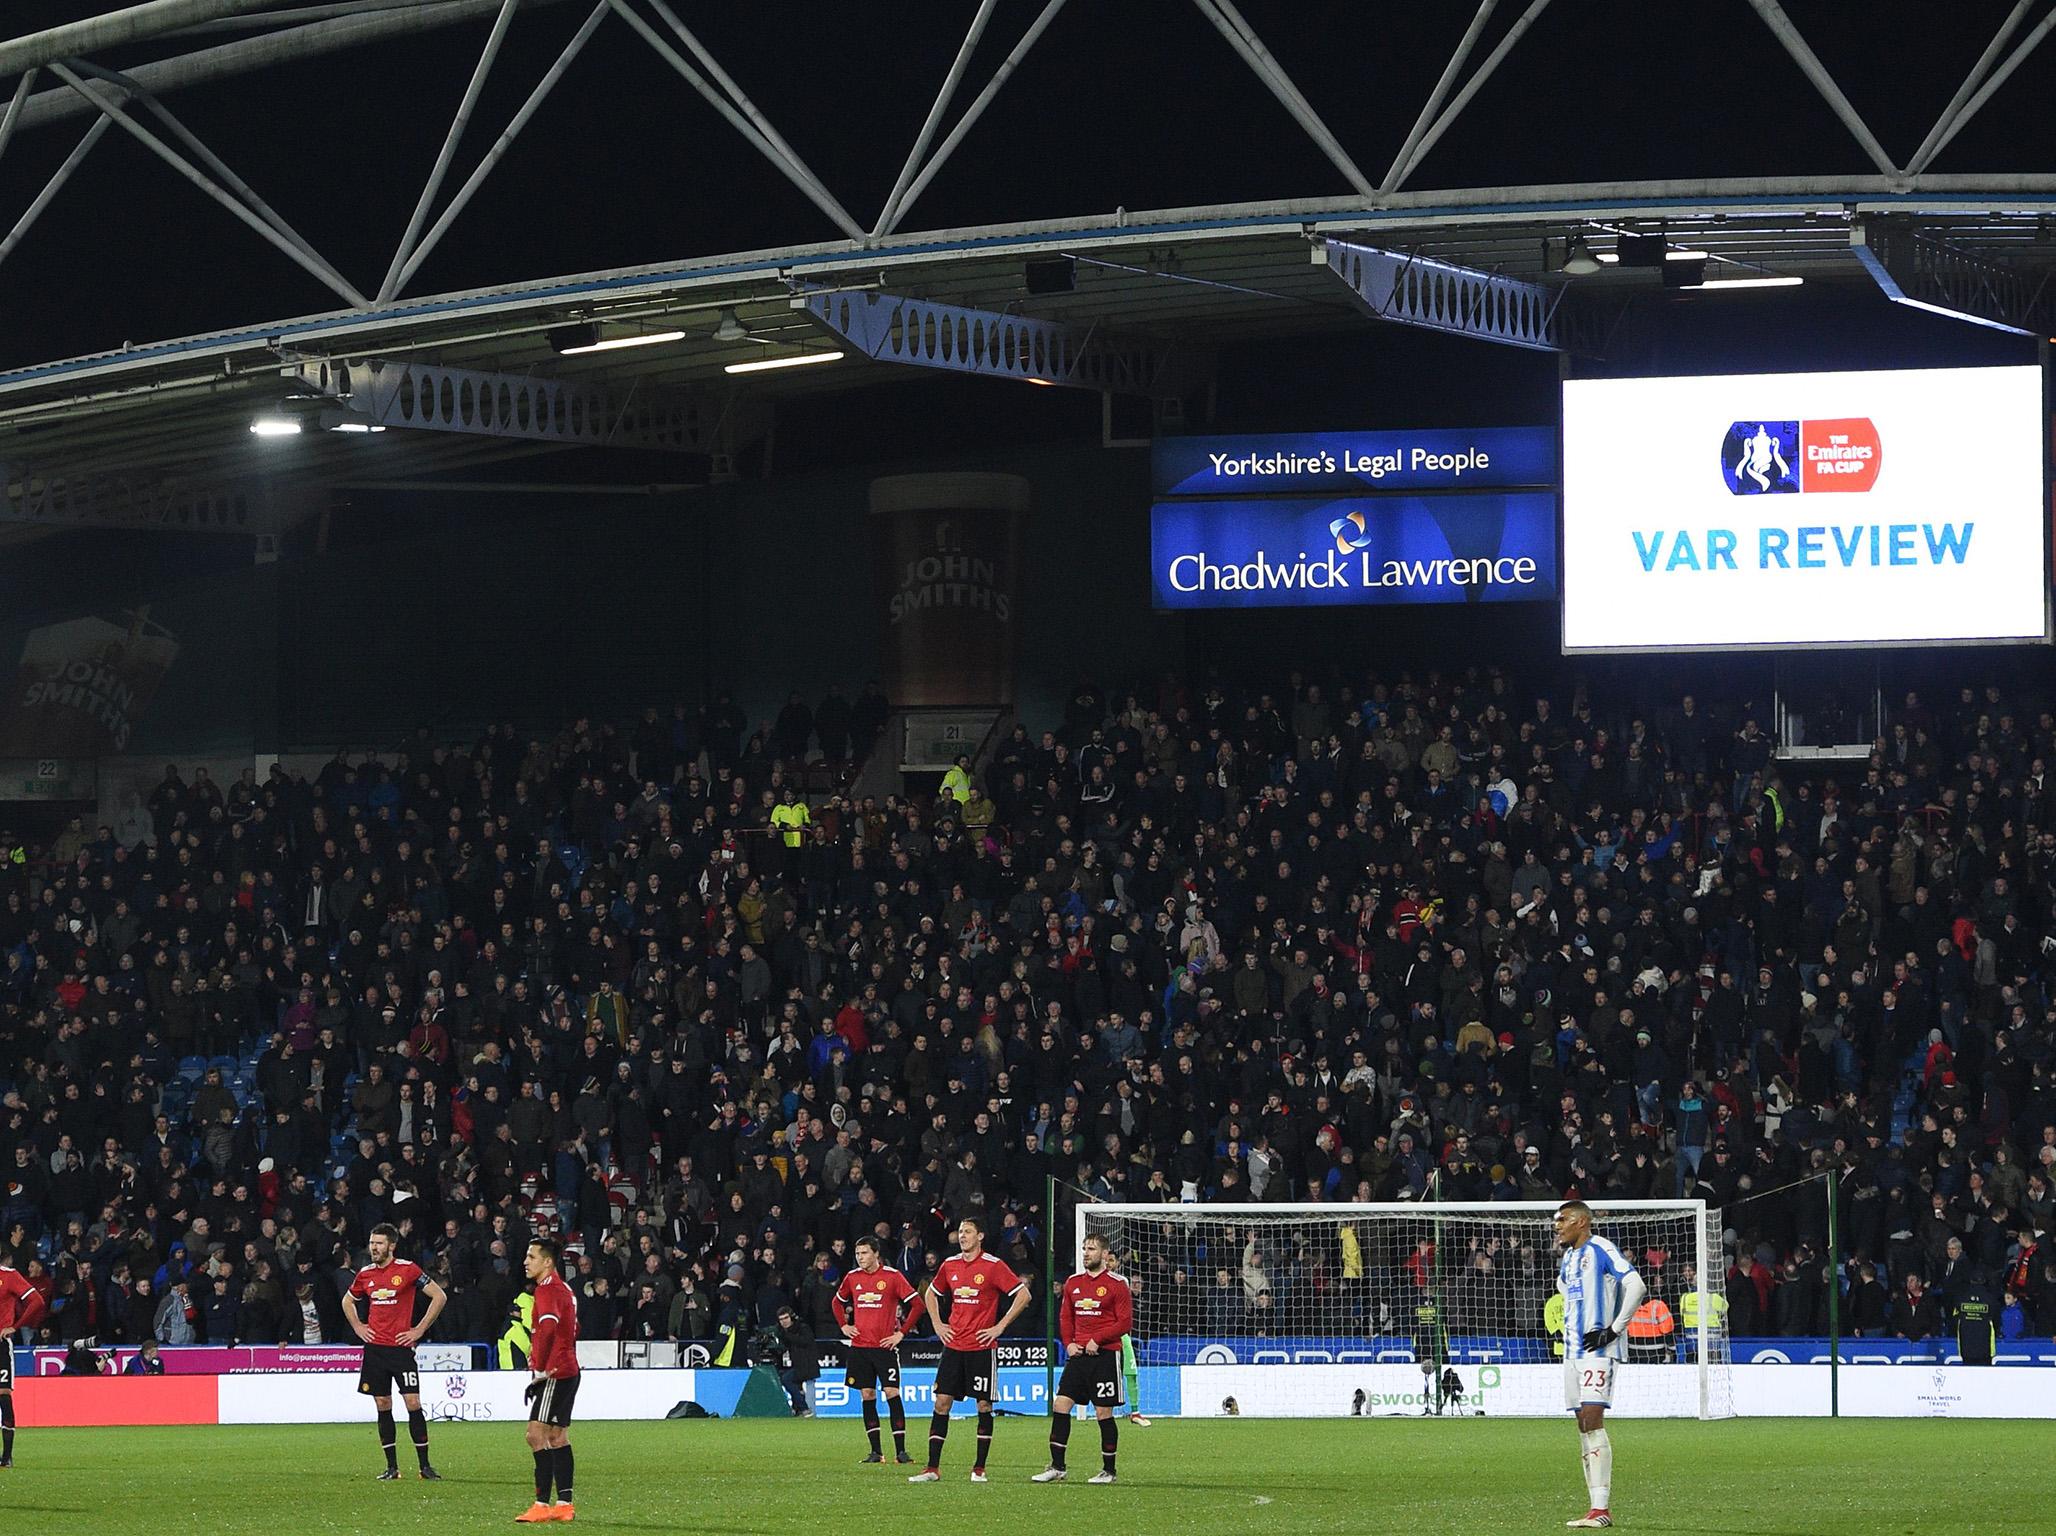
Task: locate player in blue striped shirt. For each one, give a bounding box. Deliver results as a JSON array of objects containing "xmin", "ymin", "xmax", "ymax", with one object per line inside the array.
[{"xmin": 1554, "ymin": 1201, "xmax": 1646, "ymax": 1530}]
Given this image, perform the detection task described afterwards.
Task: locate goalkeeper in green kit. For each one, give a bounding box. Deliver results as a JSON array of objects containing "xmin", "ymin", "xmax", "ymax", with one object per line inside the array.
[
  {"xmin": 1108, "ymin": 1252, "xmax": 1149, "ymax": 1425},
  {"xmin": 1414, "ymin": 1297, "xmax": 1457, "ymax": 1415}
]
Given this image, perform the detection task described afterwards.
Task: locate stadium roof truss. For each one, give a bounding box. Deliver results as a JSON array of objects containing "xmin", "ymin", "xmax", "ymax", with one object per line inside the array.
[{"xmin": 0, "ymin": 0, "xmax": 2052, "ymax": 521}]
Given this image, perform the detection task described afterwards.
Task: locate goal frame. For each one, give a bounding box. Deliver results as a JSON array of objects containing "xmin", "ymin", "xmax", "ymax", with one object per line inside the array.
[{"xmin": 1076, "ymin": 1198, "xmax": 1720, "ymax": 1420}]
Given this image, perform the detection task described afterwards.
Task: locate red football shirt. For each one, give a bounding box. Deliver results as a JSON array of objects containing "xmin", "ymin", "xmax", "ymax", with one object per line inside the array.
[
  {"xmin": 0, "ymin": 1265, "xmax": 46, "ymax": 1336},
  {"xmin": 1059, "ymin": 1268, "xmax": 1133, "ymax": 1352},
  {"xmin": 348, "ymin": 1259, "xmax": 424, "ymax": 1347},
  {"xmin": 833, "ymin": 1265, "xmax": 918, "ymax": 1349},
  {"xmin": 530, "ymin": 1271, "xmax": 581, "ymax": 1380},
  {"xmin": 933, "ymin": 1252, "xmax": 1021, "ymax": 1352}
]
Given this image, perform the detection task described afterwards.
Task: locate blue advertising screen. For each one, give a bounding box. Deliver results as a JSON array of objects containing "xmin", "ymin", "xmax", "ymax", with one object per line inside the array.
[
  {"xmin": 1153, "ymin": 427, "xmax": 1556, "ymax": 498},
  {"xmin": 1151, "ymin": 493, "xmax": 1558, "ymax": 609}
]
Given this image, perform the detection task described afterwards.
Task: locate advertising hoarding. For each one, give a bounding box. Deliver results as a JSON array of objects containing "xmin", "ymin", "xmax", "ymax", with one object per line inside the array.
[
  {"xmin": 1151, "ymin": 493, "xmax": 1557, "ymax": 610},
  {"xmin": 1153, "ymin": 427, "xmax": 1556, "ymax": 497}
]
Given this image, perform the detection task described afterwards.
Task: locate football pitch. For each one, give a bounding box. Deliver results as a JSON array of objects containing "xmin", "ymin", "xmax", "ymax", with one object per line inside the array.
[{"xmin": 0, "ymin": 1416, "xmax": 2030, "ymax": 1534}]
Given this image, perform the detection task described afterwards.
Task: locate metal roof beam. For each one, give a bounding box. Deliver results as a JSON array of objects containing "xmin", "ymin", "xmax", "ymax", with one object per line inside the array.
[
  {"xmin": 1905, "ymin": 0, "xmax": 2034, "ymax": 178},
  {"xmin": 71, "ymin": 57, "xmax": 364, "ymax": 308},
  {"xmin": 1907, "ymin": 3, "xmax": 2056, "ymax": 177},
  {"xmin": 288, "ymin": 356, "xmax": 766, "ymax": 454},
  {"xmin": 379, "ymin": 0, "xmax": 523, "ymax": 303},
  {"xmin": 1317, "ymin": 237, "xmax": 1584, "ymax": 353},
  {"xmin": 1850, "ymin": 218, "xmax": 2051, "ymax": 336},
  {"xmin": 799, "ymin": 289, "xmax": 1194, "ymax": 396},
  {"xmin": 1190, "ymin": 0, "xmax": 1375, "ymax": 201},
  {"xmin": 606, "ymin": 0, "xmax": 863, "ymax": 243},
  {"xmin": 871, "ymin": 0, "xmax": 1000, "ymax": 242},
  {"xmin": 1384, "ymin": 0, "xmax": 1552, "ymax": 196},
  {"xmin": 389, "ymin": 0, "xmax": 609, "ymax": 297},
  {"xmin": 51, "ymin": 62, "xmax": 369, "ymax": 307},
  {"xmin": 1745, "ymin": 0, "xmax": 1900, "ymax": 179},
  {"xmin": 0, "ymin": 1, "xmax": 274, "ymax": 79},
  {"xmin": 8, "ymin": 0, "xmax": 575, "ymax": 135},
  {"xmin": 0, "ymin": 463, "xmax": 265, "ymax": 530},
  {"xmin": 634, "ymin": 0, "xmax": 864, "ymax": 242},
  {"xmin": 0, "ymin": 68, "xmax": 37, "ymax": 165},
  {"xmin": 0, "ymin": 115, "xmax": 112, "ymax": 270},
  {"xmin": 1381, "ymin": 0, "xmax": 1496, "ymax": 196},
  {"xmin": 882, "ymin": 0, "xmax": 1071, "ymax": 238},
  {"xmin": 162, "ymin": 1, "xmax": 467, "ymax": 38},
  {"xmin": 7, "ymin": 182, "xmax": 2056, "ymax": 401}
]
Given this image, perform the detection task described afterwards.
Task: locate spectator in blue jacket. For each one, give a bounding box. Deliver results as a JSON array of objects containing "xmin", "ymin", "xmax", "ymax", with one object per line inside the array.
[{"xmin": 1675, "ymin": 1081, "xmax": 1712, "ymax": 1190}]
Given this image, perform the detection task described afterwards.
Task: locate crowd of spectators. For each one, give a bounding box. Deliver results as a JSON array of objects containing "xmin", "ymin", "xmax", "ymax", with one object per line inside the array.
[{"xmin": 2, "ymin": 669, "xmax": 2054, "ymax": 1360}]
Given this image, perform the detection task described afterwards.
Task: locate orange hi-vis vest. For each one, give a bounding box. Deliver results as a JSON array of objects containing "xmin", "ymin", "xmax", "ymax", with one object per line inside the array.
[{"xmin": 1627, "ymin": 1297, "xmax": 1676, "ymax": 1340}]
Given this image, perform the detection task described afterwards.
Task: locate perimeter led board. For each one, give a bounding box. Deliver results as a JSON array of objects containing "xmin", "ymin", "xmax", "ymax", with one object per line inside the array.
[{"xmin": 1560, "ymin": 365, "xmax": 2048, "ymax": 652}]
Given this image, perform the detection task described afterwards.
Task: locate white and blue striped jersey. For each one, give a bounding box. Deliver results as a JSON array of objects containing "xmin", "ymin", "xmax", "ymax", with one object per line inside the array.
[{"xmin": 1558, "ymin": 1235, "xmax": 1638, "ymax": 1361}]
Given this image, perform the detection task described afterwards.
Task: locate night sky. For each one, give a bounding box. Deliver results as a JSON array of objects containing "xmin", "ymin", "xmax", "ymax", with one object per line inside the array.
[{"xmin": 0, "ymin": 1, "xmax": 2050, "ymax": 370}]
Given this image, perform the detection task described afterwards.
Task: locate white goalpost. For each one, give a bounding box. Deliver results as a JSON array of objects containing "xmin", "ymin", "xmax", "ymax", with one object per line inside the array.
[{"xmin": 1078, "ymin": 1199, "xmax": 1734, "ymax": 1420}]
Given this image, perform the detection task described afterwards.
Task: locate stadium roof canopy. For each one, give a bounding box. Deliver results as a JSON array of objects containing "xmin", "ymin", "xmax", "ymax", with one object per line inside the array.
[{"xmin": 0, "ymin": 0, "xmax": 2052, "ymax": 535}]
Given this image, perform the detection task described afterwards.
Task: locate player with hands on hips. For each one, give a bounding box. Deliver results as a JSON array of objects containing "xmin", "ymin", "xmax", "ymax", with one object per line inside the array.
[
  {"xmin": 1555, "ymin": 1201, "xmax": 1646, "ymax": 1530},
  {"xmin": 1032, "ymin": 1234, "xmax": 1133, "ymax": 1485}
]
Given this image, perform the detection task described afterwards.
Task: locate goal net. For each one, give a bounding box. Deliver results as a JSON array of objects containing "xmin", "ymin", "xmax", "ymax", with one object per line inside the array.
[{"xmin": 1079, "ymin": 1199, "xmax": 1733, "ymax": 1419}]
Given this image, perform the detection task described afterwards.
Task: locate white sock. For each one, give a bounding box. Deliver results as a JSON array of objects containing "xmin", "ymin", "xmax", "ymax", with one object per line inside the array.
[{"xmin": 1579, "ymin": 1428, "xmax": 1612, "ymax": 1510}]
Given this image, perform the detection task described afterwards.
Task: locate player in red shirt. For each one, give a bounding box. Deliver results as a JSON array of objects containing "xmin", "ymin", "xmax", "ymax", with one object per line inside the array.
[
  {"xmin": 0, "ymin": 1261, "xmax": 50, "ymax": 1467},
  {"xmin": 516, "ymin": 1237, "xmax": 582, "ymax": 1524},
  {"xmin": 1032, "ymin": 1233, "xmax": 1134, "ymax": 1485},
  {"xmin": 909, "ymin": 1214, "xmax": 1030, "ymax": 1484},
  {"xmin": 343, "ymin": 1221, "xmax": 449, "ymax": 1481},
  {"xmin": 832, "ymin": 1234, "xmax": 928, "ymax": 1465}
]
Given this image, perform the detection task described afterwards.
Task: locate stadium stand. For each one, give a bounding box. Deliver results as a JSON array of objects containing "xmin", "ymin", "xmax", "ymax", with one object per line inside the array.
[{"xmin": 1, "ymin": 670, "xmax": 2053, "ymax": 1356}]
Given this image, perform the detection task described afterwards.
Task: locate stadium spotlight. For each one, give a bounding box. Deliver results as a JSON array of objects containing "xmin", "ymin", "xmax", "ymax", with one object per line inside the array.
[
  {"xmin": 1559, "ymin": 234, "xmax": 1603, "ymax": 275},
  {"xmin": 550, "ymin": 321, "xmax": 687, "ymax": 356},
  {"xmin": 1591, "ymin": 248, "xmax": 1708, "ymax": 267},
  {"xmin": 1674, "ymin": 255, "xmax": 1804, "ymax": 291},
  {"xmin": 1685, "ymin": 275, "xmax": 1804, "ymax": 290},
  {"xmin": 250, "ymin": 393, "xmax": 328, "ymax": 437},
  {"xmin": 723, "ymin": 350, "xmax": 844, "ymax": 375}
]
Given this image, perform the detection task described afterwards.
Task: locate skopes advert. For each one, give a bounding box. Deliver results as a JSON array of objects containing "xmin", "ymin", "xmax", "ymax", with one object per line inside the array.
[
  {"xmin": 1151, "ymin": 493, "xmax": 1557, "ymax": 609},
  {"xmin": 1561, "ymin": 365, "xmax": 2049, "ymax": 652},
  {"xmin": 1153, "ymin": 427, "xmax": 1556, "ymax": 497}
]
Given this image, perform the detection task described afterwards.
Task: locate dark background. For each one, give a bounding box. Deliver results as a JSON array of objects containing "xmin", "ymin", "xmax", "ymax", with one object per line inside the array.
[
  {"xmin": 0, "ymin": 3, "xmax": 2048, "ymax": 755},
  {"xmin": 2, "ymin": 0, "xmax": 2052, "ymax": 366}
]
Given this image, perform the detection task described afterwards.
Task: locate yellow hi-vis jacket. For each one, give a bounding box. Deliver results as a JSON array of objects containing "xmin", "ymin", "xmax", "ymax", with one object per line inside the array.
[{"xmin": 497, "ymin": 1291, "xmax": 534, "ymax": 1369}]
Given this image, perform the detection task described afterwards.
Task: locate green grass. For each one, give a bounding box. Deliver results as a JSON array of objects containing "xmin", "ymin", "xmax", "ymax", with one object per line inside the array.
[{"xmin": 0, "ymin": 1417, "xmax": 2035, "ymax": 1534}]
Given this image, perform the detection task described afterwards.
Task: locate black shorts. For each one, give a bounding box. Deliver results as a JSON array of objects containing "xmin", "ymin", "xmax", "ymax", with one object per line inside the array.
[
  {"xmin": 357, "ymin": 1344, "xmax": 420, "ymax": 1398},
  {"xmin": 844, "ymin": 1346, "xmax": 902, "ymax": 1392},
  {"xmin": 1057, "ymin": 1349, "xmax": 1123, "ymax": 1407},
  {"xmin": 0, "ymin": 1351, "xmax": 12, "ymax": 1391},
  {"xmin": 530, "ymin": 1374, "xmax": 579, "ymax": 1428},
  {"xmin": 932, "ymin": 1347, "xmax": 994, "ymax": 1402}
]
